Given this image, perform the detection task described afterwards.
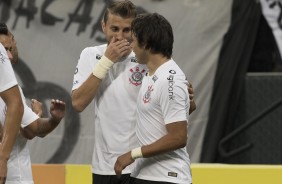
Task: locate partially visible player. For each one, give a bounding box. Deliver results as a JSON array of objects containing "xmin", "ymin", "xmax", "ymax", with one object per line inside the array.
[{"xmin": 0, "ymin": 22, "xmax": 66, "ymax": 184}]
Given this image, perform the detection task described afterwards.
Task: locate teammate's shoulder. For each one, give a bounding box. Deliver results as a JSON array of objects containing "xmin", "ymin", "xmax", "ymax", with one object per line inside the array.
[
  {"xmin": 82, "ymin": 44, "xmax": 106, "ymax": 51},
  {"xmin": 81, "ymin": 44, "xmax": 105, "ymax": 57},
  {"xmin": 163, "ymin": 60, "xmax": 184, "ymax": 75},
  {"xmin": 95, "ymin": 44, "xmax": 107, "ymax": 52}
]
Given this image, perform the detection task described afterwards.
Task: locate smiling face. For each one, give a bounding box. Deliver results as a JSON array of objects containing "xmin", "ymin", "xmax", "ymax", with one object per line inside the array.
[{"xmin": 101, "ymin": 12, "xmax": 134, "ymax": 44}]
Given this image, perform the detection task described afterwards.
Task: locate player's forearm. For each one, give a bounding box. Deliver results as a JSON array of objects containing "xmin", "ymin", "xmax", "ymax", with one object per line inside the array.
[
  {"xmin": 35, "ymin": 116, "xmax": 62, "ymax": 137},
  {"xmin": 0, "ymin": 101, "xmax": 23, "ymax": 160},
  {"xmin": 189, "ymin": 100, "xmax": 196, "ymax": 115},
  {"xmin": 140, "ymin": 122, "xmax": 188, "ymax": 158},
  {"xmin": 72, "ymin": 75, "xmax": 101, "ymax": 112},
  {"xmin": 141, "ymin": 134, "xmax": 187, "ymax": 158}
]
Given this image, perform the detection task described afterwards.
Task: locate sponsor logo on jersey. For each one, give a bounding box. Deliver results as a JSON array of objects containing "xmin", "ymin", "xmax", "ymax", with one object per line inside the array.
[
  {"xmin": 143, "ymin": 85, "xmax": 154, "ymax": 103},
  {"xmin": 169, "ymin": 70, "xmax": 176, "ymax": 74},
  {"xmin": 167, "ymin": 70, "xmax": 176, "ymax": 100},
  {"xmin": 73, "ymin": 80, "xmax": 79, "ymax": 85},
  {"xmin": 168, "ymin": 172, "xmax": 178, "ymax": 177},
  {"xmin": 96, "ymin": 54, "xmax": 102, "ymax": 60},
  {"xmin": 129, "ymin": 66, "xmax": 146, "ymax": 86},
  {"xmin": 0, "ymin": 52, "xmax": 6, "ymax": 63},
  {"xmin": 152, "ymin": 75, "xmax": 158, "ymax": 83},
  {"xmin": 131, "ymin": 57, "xmax": 137, "ymax": 62},
  {"xmin": 74, "ymin": 67, "xmax": 78, "ymax": 74}
]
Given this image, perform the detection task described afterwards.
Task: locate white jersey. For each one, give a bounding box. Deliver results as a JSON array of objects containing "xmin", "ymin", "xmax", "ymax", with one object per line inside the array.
[
  {"xmin": 0, "ymin": 43, "xmax": 17, "ymax": 93},
  {"xmin": 0, "ymin": 87, "xmax": 39, "ymax": 184},
  {"xmin": 131, "ymin": 60, "xmax": 192, "ymax": 184},
  {"xmin": 72, "ymin": 44, "xmax": 147, "ymax": 175}
]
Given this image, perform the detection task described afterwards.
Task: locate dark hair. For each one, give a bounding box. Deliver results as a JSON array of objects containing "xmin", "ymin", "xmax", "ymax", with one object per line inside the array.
[
  {"xmin": 103, "ymin": 1, "xmax": 137, "ymax": 23},
  {"xmin": 0, "ymin": 22, "xmax": 8, "ymax": 35},
  {"xmin": 131, "ymin": 13, "xmax": 173, "ymax": 58}
]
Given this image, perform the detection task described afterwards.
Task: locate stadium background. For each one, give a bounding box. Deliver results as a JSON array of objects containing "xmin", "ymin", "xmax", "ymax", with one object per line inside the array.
[{"xmin": 1, "ymin": 0, "xmax": 281, "ymax": 168}]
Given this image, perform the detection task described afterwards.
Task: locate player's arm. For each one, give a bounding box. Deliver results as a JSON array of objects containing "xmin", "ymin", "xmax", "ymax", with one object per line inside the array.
[
  {"xmin": 0, "ymin": 86, "xmax": 23, "ymax": 182},
  {"xmin": 138, "ymin": 121, "xmax": 187, "ymax": 157},
  {"xmin": 72, "ymin": 75, "xmax": 102, "ymax": 112},
  {"xmin": 21, "ymin": 99, "xmax": 65, "ymax": 139},
  {"xmin": 0, "ymin": 85, "xmax": 23, "ymax": 157},
  {"xmin": 188, "ymin": 82, "xmax": 196, "ymax": 114},
  {"xmin": 72, "ymin": 37, "xmax": 130, "ymax": 112},
  {"xmin": 114, "ymin": 121, "xmax": 187, "ymax": 176}
]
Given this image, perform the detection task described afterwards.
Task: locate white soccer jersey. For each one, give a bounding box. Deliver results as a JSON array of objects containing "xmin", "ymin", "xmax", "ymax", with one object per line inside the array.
[
  {"xmin": 0, "ymin": 87, "xmax": 39, "ymax": 184},
  {"xmin": 0, "ymin": 43, "xmax": 17, "ymax": 93},
  {"xmin": 131, "ymin": 60, "xmax": 192, "ymax": 184},
  {"xmin": 72, "ymin": 44, "xmax": 147, "ymax": 175}
]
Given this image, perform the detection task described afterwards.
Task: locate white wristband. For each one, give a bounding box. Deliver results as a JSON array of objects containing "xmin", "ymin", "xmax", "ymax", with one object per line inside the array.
[
  {"xmin": 131, "ymin": 147, "xmax": 143, "ymax": 160},
  {"xmin": 92, "ymin": 55, "xmax": 114, "ymax": 79}
]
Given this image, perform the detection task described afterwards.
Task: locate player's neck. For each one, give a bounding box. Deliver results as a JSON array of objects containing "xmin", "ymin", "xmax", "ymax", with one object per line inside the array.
[{"xmin": 147, "ymin": 54, "xmax": 169, "ymax": 76}]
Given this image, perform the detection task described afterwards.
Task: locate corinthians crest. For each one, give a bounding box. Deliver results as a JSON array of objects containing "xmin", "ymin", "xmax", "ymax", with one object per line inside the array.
[
  {"xmin": 143, "ymin": 85, "xmax": 154, "ymax": 103},
  {"xmin": 129, "ymin": 66, "xmax": 146, "ymax": 86}
]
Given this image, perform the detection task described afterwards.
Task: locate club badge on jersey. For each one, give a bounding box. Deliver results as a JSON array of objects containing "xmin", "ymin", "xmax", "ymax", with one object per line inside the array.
[
  {"xmin": 129, "ymin": 66, "xmax": 146, "ymax": 86},
  {"xmin": 143, "ymin": 85, "xmax": 154, "ymax": 104}
]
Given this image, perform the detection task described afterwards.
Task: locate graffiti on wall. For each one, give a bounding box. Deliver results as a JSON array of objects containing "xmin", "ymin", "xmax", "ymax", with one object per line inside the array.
[{"xmin": 0, "ymin": 0, "xmax": 148, "ymax": 40}]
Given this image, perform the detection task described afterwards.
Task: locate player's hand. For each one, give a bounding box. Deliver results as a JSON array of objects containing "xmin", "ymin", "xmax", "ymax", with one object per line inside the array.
[
  {"xmin": 0, "ymin": 151, "xmax": 7, "ymax": 184},
  {"xmin": 31, "ymin": 99, "xmax": 43, "ymax": 117},
  {"xmin": 114, "ymin": 151, "xmax": 134, "ymax": 177},
  {"xmin": 105, "ymin": 37, "xmax": 131, "ymax": 63},
  {"xmin": 49, "ymin": 99, "xmax": 66, "ymax": 122},
  {"xmin": 188, "ymin": 82, "xmax": 196, "ymax": 114}
]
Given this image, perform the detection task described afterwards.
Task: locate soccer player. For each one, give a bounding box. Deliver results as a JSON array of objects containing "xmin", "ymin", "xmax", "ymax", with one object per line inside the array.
[
  {"xmin": 0, "ymin": 22, "xmax": 66, "ymax": 184},
  {"xmin": 114, "ymin": 13, "xmax": 192, "ymax": 184},
  {"xmin": 0, "ymin": 42, "xmax": 23, "ymax": 184}
]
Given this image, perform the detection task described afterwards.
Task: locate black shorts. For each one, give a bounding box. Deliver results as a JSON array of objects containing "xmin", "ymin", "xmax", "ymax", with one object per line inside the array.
[
  {"xmin": 129, "ymin": 177, "xmax": 192, "ymax": 184},
  {"xmin": 92, "ymin": 173, "xmax": 131, "ymax": 184}
]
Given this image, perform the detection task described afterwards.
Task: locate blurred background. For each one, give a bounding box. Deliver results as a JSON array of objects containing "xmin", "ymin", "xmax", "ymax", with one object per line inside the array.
[{"xmin": 1, "ymin": 0, "xmax": 281, "ymax": 165}]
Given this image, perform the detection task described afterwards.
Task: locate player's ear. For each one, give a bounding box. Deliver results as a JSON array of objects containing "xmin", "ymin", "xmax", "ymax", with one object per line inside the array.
[{"xmin": 101, "ymin": 21, "xmax": 106, "ymax": 33}]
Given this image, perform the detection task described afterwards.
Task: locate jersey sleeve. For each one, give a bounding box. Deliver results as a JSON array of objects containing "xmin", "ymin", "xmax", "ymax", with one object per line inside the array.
[
  {"xmin": 72, "ymin": 47, "xmax": 99, "ymax": 91},
  {"xmin": 19, "ymin": 88, "xmax": 39, "ymax": 128},
  {"xmin": 0, "ymin": 88, "xmax": 38, "ymax": 128},
  {"xmin": 0, "ymin": 43, "xmax": 18, "ymax": 93},
  {"xmin": 159, "ymin": 73, "xmax": 190, "ymax": 125}
]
